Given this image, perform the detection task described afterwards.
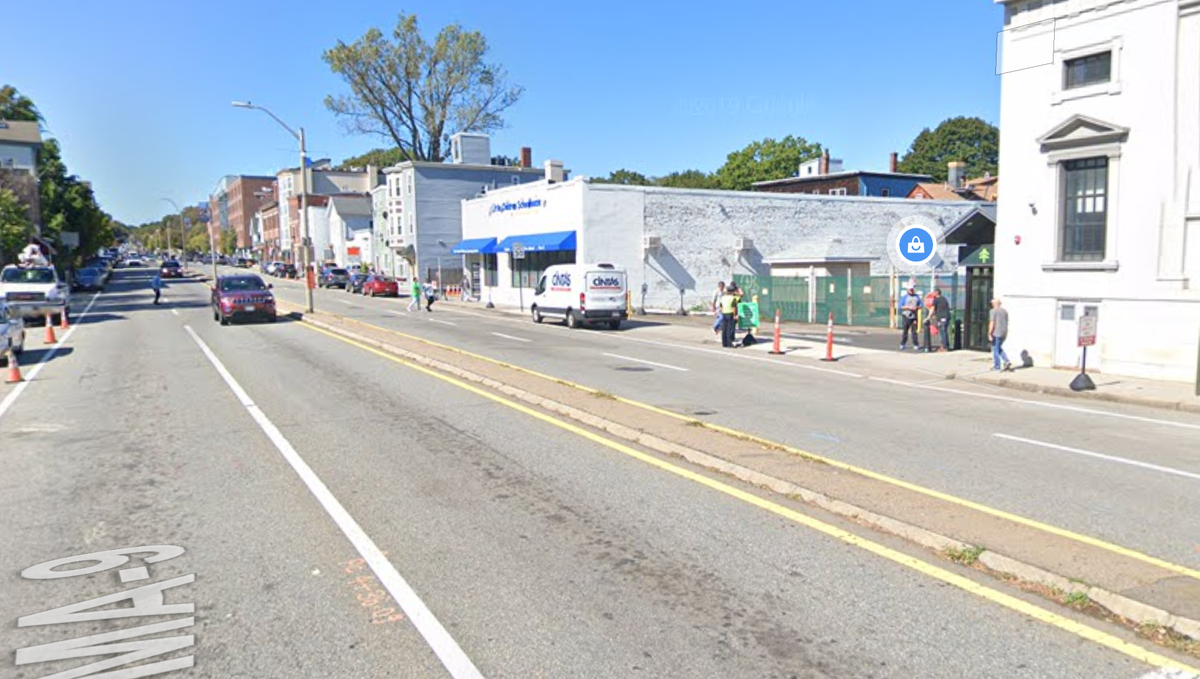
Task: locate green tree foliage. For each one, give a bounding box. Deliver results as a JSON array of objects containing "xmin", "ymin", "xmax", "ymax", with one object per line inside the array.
[
  {"xmin": 37, "ymin": 139, "xmax": 113, "ymax": 261},
  {"xmin": 714, "ymin": 135, "xmax": 824, "ymax": 191},
  {"xmin": 591, "ymin": 169, "xmax": 653, "ymax": 186},
  {"xmin": 655, "ymin": 169, "xmax": 719, "ymax": 190},
  {"xmin": 336, "ymin": 147, "xmax": 410, "ymax": 170},
  {"xmin": 897, "ymin": 116, "xmax": 999, "ymax": 182},
  {"xmin": 219, "ymin": 229, "xmax": 236, "ymax": 255},
  {"xmin": 0, "ymin": 85, "xmax": 41, "ymax": 122},
  {"xmin": 323, "ymin": 13, "xmax": 523, "ymax": 162},
  {"xmin": 0, "ymin": 189, "xmax": 32, "ymax": 262}
]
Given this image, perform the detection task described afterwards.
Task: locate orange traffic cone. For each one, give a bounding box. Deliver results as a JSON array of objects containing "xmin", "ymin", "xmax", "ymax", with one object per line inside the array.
[
  {"xmin": 59, "ymin": 309, "xmax": 69, "ymax": 330},
  {"xmin": 44, "ymin": 315, "xmax": 57, "ymax": 344},
  {"xmin": 5, "ymin": 352, "xmax": 22, "ymax": 384}
]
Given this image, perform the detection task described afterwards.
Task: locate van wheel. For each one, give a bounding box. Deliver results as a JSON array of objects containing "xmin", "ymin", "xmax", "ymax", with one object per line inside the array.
[
  {"xmin": 608, "ymin": 320, "xmax": 621, "ymax": 330},
  {"xmin": 532, "ymin": 306, "xmax": 543, "ymax": 323},
  {"xmin": 566, "ymin": 309, "xmax": 580, "ymax": 329}
]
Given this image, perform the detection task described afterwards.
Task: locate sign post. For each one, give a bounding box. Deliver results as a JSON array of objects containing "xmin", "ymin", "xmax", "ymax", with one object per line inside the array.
[
  {"xmin": 512, "ymin": 242, "xmax": 525, "ymax": 312},
  {"xmin": 1070, "ymin": 312, "xmax": 1098, "ymax": 391}
]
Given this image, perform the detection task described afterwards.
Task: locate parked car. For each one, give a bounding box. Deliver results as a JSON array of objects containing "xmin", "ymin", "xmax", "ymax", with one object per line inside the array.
[
  {"xmin": 71, "ymin": 267, "xmax": 108, "ymax": 292},
  {"xmin": 346, "ymin": 271, "xmax": 370, "ymax": 294},
  {"xmin": 264, "ymin": 261, "xmax": 283, "ymax": 276},
  {"xmin": 211, "ymin": 274, "xmax": 277, "ymax": 325},
  {"xmin": 361, "ymin": 274, "xmax": 399, "ymax": 297},
  {"xmin": 319, "ymin": 267, "xmax": 350, "ymax": 289},
  {"xmin": 126, "ymin": 257, "xmax": 144, "ymax": 267},
  {"xmin": 160, "ymin": 260, "xmax": 183, "ymax": 278},
  {"xmin": 0, "ymin": 265, "xmax": 71, "ymax": 325},
  {"xmin": 278, "ymin": 263, "xmax": 297, "ymax": 279},
  {"xmin": 0, "ymin": 303, "xmax": 26, "ymax": 360}
]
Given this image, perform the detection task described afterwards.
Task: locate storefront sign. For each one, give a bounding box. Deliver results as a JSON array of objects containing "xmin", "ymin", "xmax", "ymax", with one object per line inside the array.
[{"xmin": 489, "ymin": 198, "xmax": 545, "ymax": 216}]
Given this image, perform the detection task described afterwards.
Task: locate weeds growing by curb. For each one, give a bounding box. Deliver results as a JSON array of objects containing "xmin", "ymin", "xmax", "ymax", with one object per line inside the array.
[{"xmin": 945, "ymin": 545, "xmax": 985, "ymax": 565}]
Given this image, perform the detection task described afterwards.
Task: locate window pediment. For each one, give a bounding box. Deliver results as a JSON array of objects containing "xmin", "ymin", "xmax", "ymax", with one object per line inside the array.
[{"xmin": 1037, "ymin": 115, "xmax": 1129, "ymax": 153}]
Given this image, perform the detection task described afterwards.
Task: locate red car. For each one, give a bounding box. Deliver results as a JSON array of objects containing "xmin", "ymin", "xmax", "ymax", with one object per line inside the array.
[
  {"xmin": 212, "ymin": 274, "xmax": 277, "ymax": 325},
  {"xmin": 361, "ymin": 274, "xmax": 399, "ymax": 297},
  {"xmin": 160, "ymin": 260, "xmax": 183, "ymax": 278}
]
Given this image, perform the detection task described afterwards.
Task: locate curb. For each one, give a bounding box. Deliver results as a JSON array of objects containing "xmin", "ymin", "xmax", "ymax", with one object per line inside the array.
[
  {"xmin": 294, "ymin": 308, "xmax": 1200, "ymax": 642},
  {"xmin": 973, "ymin": 374, "xmax": 1200, "ymax": 414}
]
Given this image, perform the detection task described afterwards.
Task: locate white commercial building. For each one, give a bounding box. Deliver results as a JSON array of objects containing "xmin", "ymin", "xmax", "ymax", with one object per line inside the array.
[
  {"xmin": 458, "ymin": 175, "xmax": 984, "ymax": 313},
  {"xmin": 995, "ymin": 0, "xmax": 1200, "ymax": 382}
]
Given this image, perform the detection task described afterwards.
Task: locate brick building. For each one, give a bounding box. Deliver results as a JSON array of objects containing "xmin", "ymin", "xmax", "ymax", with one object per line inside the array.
[
  {"xmin": 753, "ymin": 150, "xmax": 932, "ymax": 198},
  {"xmin": 208, "ymin": 175, "xmax": 276, "ymax": 252}
]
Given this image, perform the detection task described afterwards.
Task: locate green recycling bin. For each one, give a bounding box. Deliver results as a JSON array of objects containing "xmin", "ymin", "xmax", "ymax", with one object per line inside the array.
[{"xmin": 737, "ymin": 302, "xmax": 760, "ymax": 330}]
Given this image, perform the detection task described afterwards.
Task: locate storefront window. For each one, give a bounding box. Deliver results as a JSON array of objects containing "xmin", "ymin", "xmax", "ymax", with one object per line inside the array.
[
  {"xmin": 483, "ymin": 254, "xmax": 498, "ymax": 287},
  {"xmin": 511, "ymin": 251, "xmax": 575, "ymax": 288}
]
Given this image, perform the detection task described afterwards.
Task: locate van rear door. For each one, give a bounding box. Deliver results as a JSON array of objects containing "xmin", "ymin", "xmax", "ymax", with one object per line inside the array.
[{"xmin": 585, "ymin": 269, "xmax": 626, "ymax": 312}]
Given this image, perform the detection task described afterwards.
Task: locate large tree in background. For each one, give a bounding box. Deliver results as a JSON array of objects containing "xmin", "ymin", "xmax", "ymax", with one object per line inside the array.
[
  {"xmin": 323, "ymin": 13, "xmax": 523, "ymax": 162},
  {"xmin": 656, "ymin": 169, "xmax": 719, "ymax": 190},
  {"xmin": 336, "ymin": 147, "xmax": 410, "ymax": 170},
  {"xmin": 897, "ymin": 116, "xmax": 999, "ymax": 182},
  {"xmin": 714, "ymin": 135, "xmax": 824, "ymax": 191},
  {"xmin": 0, "ymin": 189, "xmax": 32, "ymax": 262},
  {"xmin": 0, "ymin": 85, "xmax": 40, "ymax": 122},
  {"xmin": 591, "ymin": 169, "xmax": 653, "ymax": 186}
]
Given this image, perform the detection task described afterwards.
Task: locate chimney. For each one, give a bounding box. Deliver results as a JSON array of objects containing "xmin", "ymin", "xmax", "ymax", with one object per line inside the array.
[
  {"xmin": 947, "ymin": 161, "xmax": 966, "ymax": 189},
  {"xmin": 520, "ymin": 147, "xmax": 532, "ymax": 169},
  {"xmin": 820, "ymin": 149, "xmax": 830, "ymax": 175},
  {"xmin": 889, "ymin": 152, "xmax": 898, "ymax": 174},
  {"xmin": 544, "ymin": 159, "xmax": 564, "ymax": 184}
]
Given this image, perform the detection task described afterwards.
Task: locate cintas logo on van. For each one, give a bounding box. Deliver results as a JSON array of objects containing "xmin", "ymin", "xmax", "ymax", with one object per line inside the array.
[
  {"xmin": 589, "ymin": 275, "xmax": 624, "ymax": 290},
  {"xmin": 551, "ymin": 271, "xmax": 572, "ymax": 291}
]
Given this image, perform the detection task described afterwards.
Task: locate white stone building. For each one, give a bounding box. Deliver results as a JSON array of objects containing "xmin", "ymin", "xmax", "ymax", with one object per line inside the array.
[
  {"xmin": 458, "ymin": 176, "xmax": 985, "ymax": 314},
  {"xmin": 995, "ymin": 0, "xmax": 1200, "ymax": 382}
]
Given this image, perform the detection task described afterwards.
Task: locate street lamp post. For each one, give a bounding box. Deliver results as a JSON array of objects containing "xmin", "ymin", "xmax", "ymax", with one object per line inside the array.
[
  {"xmin": 160, "ymin": 198, "xmax": 194, "ymax": 275},
  {"xmin": 232, "ymin": 100, "xmax": 314, "ymax": 313}
]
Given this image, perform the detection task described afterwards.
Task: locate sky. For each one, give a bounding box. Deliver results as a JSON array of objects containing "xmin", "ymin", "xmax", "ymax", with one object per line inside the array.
[{"xmin": 4, "ymin": 1, "xmax": 1004, "ymax": 226}]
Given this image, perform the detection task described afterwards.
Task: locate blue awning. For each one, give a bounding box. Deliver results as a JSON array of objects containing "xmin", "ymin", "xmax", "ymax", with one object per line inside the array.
[
  {"xmin": 450, "ymin": 237, "xmax": 497, "ymax": 254},
  {"xmin": 495, "ymin": 231, "xmax": 577, "ymax": 253}
]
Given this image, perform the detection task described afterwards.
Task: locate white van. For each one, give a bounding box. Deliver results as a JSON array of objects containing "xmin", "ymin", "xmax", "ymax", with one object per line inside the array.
[{"xmin": 531, "ymin": 263, "xmax": 628, "ymax": 330}]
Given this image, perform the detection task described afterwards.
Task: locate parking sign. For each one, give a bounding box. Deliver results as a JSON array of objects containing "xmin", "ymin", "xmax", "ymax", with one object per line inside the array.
[
  {"xmin": 1078, "ymin": 314, "xmax": 1097, "ymax": 347},
  {"xmin": 512, "ymin": 242, "xmax": 525, "ymax": 260}
]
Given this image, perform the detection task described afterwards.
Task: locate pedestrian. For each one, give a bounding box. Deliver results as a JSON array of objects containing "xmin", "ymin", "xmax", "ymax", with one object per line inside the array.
[
  {"xmin": 718, "ymin": 283, "xmax": 740, "ymax": 348},
  {"xmin": 932, "ymin": 288, "xmax": 951, "ymax": 352},
  {"xmin": 424, "ymin": 279, "xmax": 438, "ymax": 312},
  {"xmin": 989, "ymin": 297, "xmax": 1013, "ymax": 371},
  {"xmin": 899, "ymin": 286, "xmax": 922, "ymax": 350},
  {"xmin": 151, "ymin": 272, "xmax": 163, "ymax": 305},
  {"xmin": 407, "ymin": 278, "xmax": 422, "ymax": 312},
  {"xmin": 711, "ymin": 281, "xmax": 726, "ymax": 337},
  {"xmin": 461, "ymin": 274, "xmax": 472, "ymax": 301}
]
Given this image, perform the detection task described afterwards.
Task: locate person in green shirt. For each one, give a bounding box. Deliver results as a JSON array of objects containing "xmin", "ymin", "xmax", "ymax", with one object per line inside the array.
[
  {"xmin": 407, "ymin": 278, "xmax": 422, "ymax": 312},
  {"xmin": 718, "ymin": 283, "xmax": 741, "ymax": 348}
]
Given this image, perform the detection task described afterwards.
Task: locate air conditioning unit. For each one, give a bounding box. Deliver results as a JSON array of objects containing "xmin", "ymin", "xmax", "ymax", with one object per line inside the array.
[
  {"xmin": 735, "ymin": 237, "xmax": 754, "ymax": 252},
  {"xmin": 642, "ymin": 235, "xmax": 662, "ymax": 251}
]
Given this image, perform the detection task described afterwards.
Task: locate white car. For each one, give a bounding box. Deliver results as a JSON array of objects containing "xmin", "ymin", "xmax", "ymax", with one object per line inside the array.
[
  {"xmin": 0, "ymin": 304, "xmax": 26, "ymax": 358},
  {"xmin": 530, "ymin": 263, "xmax": 628, "ymax": 330}
]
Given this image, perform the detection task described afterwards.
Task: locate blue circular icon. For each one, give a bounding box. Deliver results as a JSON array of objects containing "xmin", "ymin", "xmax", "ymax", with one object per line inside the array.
[{"xmin": 898, "ymin": 227, "xmax": 935, "ymax": 264}]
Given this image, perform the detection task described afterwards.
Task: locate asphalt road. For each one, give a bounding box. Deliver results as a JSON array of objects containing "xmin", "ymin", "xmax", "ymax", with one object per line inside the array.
[
  {"xmin": 257, "ymin": 273, "xmax": 1200, "ymax": 571},
  {"xmin": 0, "ymin": 266, "xmax": 1191, "ymax": 678}
]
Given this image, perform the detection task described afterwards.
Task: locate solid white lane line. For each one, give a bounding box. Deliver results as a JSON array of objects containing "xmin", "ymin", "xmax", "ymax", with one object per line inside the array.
[
  {"xmin": 612, "ymin": 334, "xmax": 863, "ymax": 378},
  {"xmin": 171, "ymin": 309, "xmax": 179, "ymax": 316},
  {"xmin": 428, "ymin": 318, "xmax": 457, "ymax": 326},
  {"xmin": 929, "ymin": 385, "xmax": 1200, "ymax": 432},
  {"xmin": 491, "ymin": 332, "xmax": 531, "ymax": 343},
  {"xmin": 184, "ymin": 326, "xmax": 483, "ymax": 679},
  {"xmin": 0, "ymin": 293, "xmax": 101, "ymax": 423},
  {"xmin": 387, "ymin": 310, "xmax": 408, "ymax": 317},
  {"xmin": 603, "ymin": 353, "xmax": 689, "ymax": 372},
  {"xmin": 995, "ymin": 433, "xmax": 1200, "ymax": 482},
  {"xmin": 1136, "ymin": 668, "xmax": 1199, "ymax": 678}
]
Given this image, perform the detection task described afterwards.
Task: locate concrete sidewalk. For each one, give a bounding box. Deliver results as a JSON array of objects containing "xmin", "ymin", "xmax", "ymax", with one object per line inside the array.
[{"xmin": 444, "ymin": 297, "xmax": 1200, "ymax": 414}]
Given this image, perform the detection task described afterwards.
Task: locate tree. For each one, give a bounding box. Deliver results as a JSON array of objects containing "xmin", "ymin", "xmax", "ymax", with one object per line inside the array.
[
  {"xmin": 592, "ymin": 169, "xmax": 653, "ymax": 186},
  {"xmin": 897, "ymin": 116, "xmax": 999, "ymax": 182},
  {"xmin": 336, "ymin": 147, "xmax": 410, "ymax": 170},
  {"xmin": 323, "ymin": 13, "xmax": 523, "ymax": 162},
  {"xmin": 656, "ymin": 169, "xmax": 718, "ymax": 190},
  {"xmin": 219, "ymin": 229, "xmax": 236, "ymax": 255},
  {"xmin": 0, "ymin": 189, "xmax": 32, "ymax": 262},
  {"xmin": 714, "ymin": 135, "xmax": 824, "ymax": 191},
  {"xmin": 0, "ymin": 85, "xmax": 41, "ymax": 122}
]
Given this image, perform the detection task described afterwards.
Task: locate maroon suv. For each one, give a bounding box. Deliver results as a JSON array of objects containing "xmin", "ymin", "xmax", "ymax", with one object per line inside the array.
[{"xmin": 212, "ymin": 274, "xmax": 277, "ymax": 325}]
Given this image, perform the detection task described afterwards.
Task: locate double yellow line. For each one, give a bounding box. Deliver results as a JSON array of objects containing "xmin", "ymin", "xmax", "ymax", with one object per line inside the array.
[{"xmin": 295, "ymin": 317, "xmax": 1199, "ymax": 675}]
